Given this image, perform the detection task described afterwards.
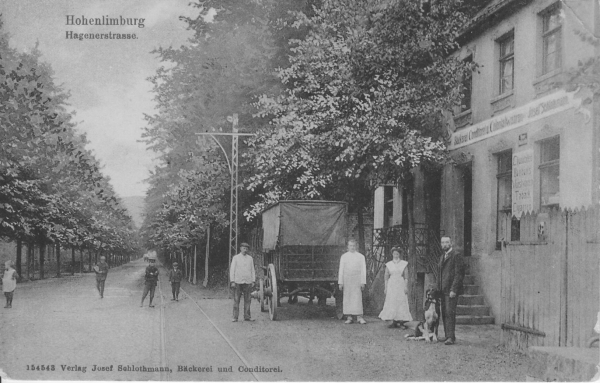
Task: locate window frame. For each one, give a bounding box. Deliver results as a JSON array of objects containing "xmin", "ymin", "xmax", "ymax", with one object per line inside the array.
[
  {"xmin": 498, "ymin": 32, "xmax": 515, "ymax": 95},
  {"xmin": 539, "ymin": 136, "xmax": 560, "ymax": 209},
  {"xmin": 460, "ymin": 55, "xmax": 473, "ymax": 112},
  {"xmin": 495, "ymin": 150, "xmax": 519, "ymax": 249},
  {"xmin": 541, "ymin": 4, "xmax": 562, "ymax": 75}
]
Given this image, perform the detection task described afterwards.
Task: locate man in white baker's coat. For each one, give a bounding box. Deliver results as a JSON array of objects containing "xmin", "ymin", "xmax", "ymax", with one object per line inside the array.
[{"xmin": 338, "ymin": 239, "xmax": 367, "ymax": 324}]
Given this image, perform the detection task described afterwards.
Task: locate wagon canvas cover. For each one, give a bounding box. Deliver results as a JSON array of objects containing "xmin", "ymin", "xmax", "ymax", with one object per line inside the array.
[{"xmin": 262, "ymin": 201, "xmax": 347, "ymax": 251}]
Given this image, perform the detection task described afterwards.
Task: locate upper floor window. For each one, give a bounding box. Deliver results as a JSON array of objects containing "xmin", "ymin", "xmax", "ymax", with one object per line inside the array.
[
  {"xmin": 460, "ymin": 55, "xmax": 473, "ymax": 112},
  {"xmin": 541, "ymin": 5, "xmax": 562, "ymax": 75},
  {"xmin": 539, "ymin": 136, "xmax": 560, "ymax": 208},
  {"xmin": 498, "ymin": 33, "xmax": 514, "ymax": 95}
]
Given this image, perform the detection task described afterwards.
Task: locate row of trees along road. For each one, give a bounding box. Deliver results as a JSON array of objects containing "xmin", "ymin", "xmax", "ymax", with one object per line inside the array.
[
  {"xmin": 0, "ymin": 18, "xmax": 140, "ymax": 280},
  {"xmin": 140, "ymin": 0, "xmax": 481, "ymax": 281}
]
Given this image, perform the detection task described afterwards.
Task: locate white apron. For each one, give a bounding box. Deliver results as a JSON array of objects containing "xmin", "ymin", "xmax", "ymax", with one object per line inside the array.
[
  {"xmin": 338, "ymin": 251, "xmax": 366, "ymax": 315},
  {"xmin": 379, "ymin": 260, "xmax": 413, "ymax": 321}
]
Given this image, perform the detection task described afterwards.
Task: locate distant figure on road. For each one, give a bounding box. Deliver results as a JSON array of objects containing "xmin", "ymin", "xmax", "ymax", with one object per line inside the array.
[
  {"xmin": 3, "ymin": 260, "xmax": 19, "ymax": 308},
  {"xmin": 379, "ymin": 247, "xmax": 412, "ymax": 328},
  {"xmin": 338, "ymin": 239, "xmax": 367, "ymax": 324},
  {"xmin": 229, "ymin": 242, "xmax": 255, "ymax": 322},
  {"xmin": 169, "ymin": 262, "xmax": 183, "ymax": 301},
  {"xmin": 141, "ymin": 256, "xmax": 159, "ymax": 308},
  {"xmin": 438, "ymin": 236, "xmax": 465, "ymax": 345},
  {"xmin": 94, "ymin": 256, "xmax": 109, "ymax": 299}
]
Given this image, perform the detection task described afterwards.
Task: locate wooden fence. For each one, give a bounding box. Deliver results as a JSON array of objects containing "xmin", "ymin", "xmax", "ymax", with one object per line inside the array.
[{"xmin": 500, "ymin": 205, "xmax": 600, "ymax": 350}]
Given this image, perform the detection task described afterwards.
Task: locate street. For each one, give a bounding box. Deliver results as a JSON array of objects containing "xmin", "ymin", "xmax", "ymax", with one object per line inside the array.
[{"xmin": 1, "ymin": 259, "xmax": 532, "ymax": 381}]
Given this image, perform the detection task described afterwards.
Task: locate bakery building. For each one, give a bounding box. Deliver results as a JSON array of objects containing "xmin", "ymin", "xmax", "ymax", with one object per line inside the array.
[{"xmin": 372, "ymin": 0, "xmax": 598, "ymax": 328}]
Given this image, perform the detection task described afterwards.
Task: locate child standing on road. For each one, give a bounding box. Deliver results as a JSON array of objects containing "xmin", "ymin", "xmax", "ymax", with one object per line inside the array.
[
  {"xmin": 3, "ymin": 260, "xmax": 19, "ymax": 308},
  {"xmin": 169, "ymin": 262, "xmax": 183, "ymax": 301}
]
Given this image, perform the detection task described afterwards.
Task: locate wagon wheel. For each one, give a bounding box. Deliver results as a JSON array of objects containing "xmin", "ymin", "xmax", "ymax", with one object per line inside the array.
[
  {"xmin": 259, "ymin": 278, "xmax": 266, "ymax": 312},
  {"xmin": 334, "ymin": 287, "xmax": 344, "ymax": 320},
  {"xmin": 266, "ymin": 264, "xmax": 278, "ymax": 320}
]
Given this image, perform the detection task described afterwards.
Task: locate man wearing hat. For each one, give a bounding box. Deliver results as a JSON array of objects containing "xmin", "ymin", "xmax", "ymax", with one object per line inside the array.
[
  {"xmin": 141, "ymin": 256, "xmax": 159, "ymax": 308},
  {"xmin": 229, "ymin": 242, "xmax": 255, "ymax": 322},
  {"xmin": 168, "ymin": 261, "xmax": 183, "ymax": 301},
  {"xmin": 94, "ymin": 256, "xmax": 109, "ymax": 299}
]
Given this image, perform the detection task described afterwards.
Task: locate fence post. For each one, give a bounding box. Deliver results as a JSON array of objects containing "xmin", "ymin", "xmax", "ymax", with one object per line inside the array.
[{"xmin": 560, "ymin": 210, "xmax": 569, "ymax": 346}]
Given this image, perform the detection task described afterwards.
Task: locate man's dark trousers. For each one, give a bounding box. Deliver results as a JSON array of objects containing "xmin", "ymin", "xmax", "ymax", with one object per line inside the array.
[
  {"xmin": 171, "ymin": 282, "xmax": 180, "ymax": 299},
  {"xmin": 441, "ymin": 294, "xmax": 458, "ymax": 341},
  {"xmin": 233, "ymin": 283, "xmax": 252, "ymax": 320},
  {"xmin": 142, "ymin": 284, "xmax": 156, "ymax": 303},
  {"xmin": 96, "ymin": 279, "xmax": 106, "ymax": 298}
]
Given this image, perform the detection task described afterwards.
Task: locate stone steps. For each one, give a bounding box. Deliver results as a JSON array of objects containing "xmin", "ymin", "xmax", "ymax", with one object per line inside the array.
[
  {"xmin": 456, "ymin": 315, "xmax": 495, "ymax": 325},
  {"xmin": 455, "ymin": 273, "xmax": 495, "ymax": 325}
]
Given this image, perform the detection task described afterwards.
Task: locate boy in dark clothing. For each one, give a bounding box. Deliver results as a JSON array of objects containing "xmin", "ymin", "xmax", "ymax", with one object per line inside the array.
[
  {"xmin": 94, "ymin": 256, "xmax": 109, "ymax": 298},
  {"xmin": 141, "ymin": 258, "xmax": 159, "ymax": 308},
  {"xmin": 169, "ymin": 262, "xmax": 183, "ymax": 301}
]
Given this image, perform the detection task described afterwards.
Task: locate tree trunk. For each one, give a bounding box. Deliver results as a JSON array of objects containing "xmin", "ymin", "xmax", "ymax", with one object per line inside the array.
[
  {"xmin": 80, "ymin": 249, "xmax": 84, "ymax": 274},
  {"xmin": 16, "ymin": 239, "xmax": 22, "ymax": 279},
  {"xmin": 357, "ymin": 207, "xmax": 366, "ymax": 255},
  {"xmin": 88, "ymin": 249, "xmax": 92, "ymax": 272},
  {"xmin": 193, "ymin": 244, "xmax": 197, "ymax": 285},
  {"xmin": 28, "ymin": 243, "xmax": 34, "ymax": 280},
  {"xmin": 56, "ymin": 243, "xmax": 61, "ymax": 278},
  {"xmin": 204, "ymin": 226, "xmax": 210, "ymax": 287},
  {"xmin": 39, "ymin": 238, "xmax": 45, "ymax": 280},
  {"xmin": 405, "ymin": 175, "xmax": 418, "ymax": 320},
  {"xmin": 71, "ymin": 248, "xmax": 75, "ymax": 275}
]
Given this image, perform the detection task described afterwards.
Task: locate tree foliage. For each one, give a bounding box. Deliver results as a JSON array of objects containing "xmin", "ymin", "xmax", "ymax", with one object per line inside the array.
[
  {"xmin": 140, "ymin": 0, "xmax": 316, "ymax": 252},
  {"xmin": 0, "ymin": 17, "xmax": 138, "ymax": 256},
  {"xmin": 244, "ymin": 0, "xmax": 477, "ymax": 217}
]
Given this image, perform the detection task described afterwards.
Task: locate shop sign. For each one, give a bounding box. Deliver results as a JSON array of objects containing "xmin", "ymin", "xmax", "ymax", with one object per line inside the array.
[
  {"xmin": 449, "ymin": 90, "xmax": 580, "ymax": 150},
  {"xmin": 512, "ymin": 149, "xmax": 534, "ymax": 218}
]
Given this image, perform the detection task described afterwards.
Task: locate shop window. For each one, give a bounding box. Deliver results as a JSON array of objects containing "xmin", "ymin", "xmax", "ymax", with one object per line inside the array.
[
  {"xmin": 540, "ymin": 136, "xmax": 560, "ymax": 208},
  {"xmin": 498, "ymin": 32, "xmax": 514, "ymax": 95},
  {"xmin": 541, "ymin": 4, "xmax": 562, "ymax": 75},
  {"xmin": 496, "ymin": 150, "xmax": 519, "ymax": 249},
  {"xmin": 460, "ymin": 55, "xmax": 473, "ymax": 112}
]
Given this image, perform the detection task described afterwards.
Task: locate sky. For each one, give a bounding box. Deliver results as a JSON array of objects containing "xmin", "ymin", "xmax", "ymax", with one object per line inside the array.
[{"xmin": 0, "ymin": 0, "xmax": 199, "ymax": 197}]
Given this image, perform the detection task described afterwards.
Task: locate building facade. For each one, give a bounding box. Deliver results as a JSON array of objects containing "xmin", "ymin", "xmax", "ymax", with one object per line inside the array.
[{"xmin": 373, "ymin": 0, "xmax": 599, "ymax": 324}]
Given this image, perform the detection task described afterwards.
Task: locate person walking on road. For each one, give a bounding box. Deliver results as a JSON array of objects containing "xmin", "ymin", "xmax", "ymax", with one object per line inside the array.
[
  {"xmin": 438, "ymin": 236, "xmax": 465, "ymax": 345},
  {"xmin": 379, "ymin": 247, "xmax": 413, "ymax": 328},
  {"xmin": 141, "ymin": 257, "xmax": 159, "ymax": 308},
  {"xmin": 169, "ymin": 262, "xmax": 183, "ymax": 301},
  {"xmin": 94, "ymin": 256, "xmax": 109, "ymax": 298},
  {"xmin": 338, "ymin": 239, "xmax": 367, "ymax": 325},
  {"xmin": 229, "ymin": 243, "xmax": 255, "ymax": 322},
  {"xmin": 2, "ymin": 260, "xmax": 19, "ymax": 308}
]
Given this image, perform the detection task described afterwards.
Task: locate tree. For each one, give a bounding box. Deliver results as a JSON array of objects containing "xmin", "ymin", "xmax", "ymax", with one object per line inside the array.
[{"xmin": 245, "ymin": 0, "xmax": 477, "ymax": 240}]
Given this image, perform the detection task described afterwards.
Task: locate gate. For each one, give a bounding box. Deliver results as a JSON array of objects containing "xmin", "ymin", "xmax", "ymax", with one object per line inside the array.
[{"xmin": 500, "ymin": 206, "xmax": 600, "ymax": 350}]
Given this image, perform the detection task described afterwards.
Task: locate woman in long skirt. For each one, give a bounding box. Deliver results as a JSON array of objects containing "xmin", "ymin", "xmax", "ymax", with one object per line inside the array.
[{"xmin": 379, "ymin": 247, "xmax": 412, "ymax": 328}]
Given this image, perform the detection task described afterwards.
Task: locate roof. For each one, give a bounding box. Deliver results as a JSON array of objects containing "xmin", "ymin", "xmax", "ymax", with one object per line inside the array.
[
  {"xmin": 261, "ymin": 200, "xmax": 347, "ymax": 214},
  {"xmin": 459, "ymin": 0, "xmax": 534, "ymax": 43}
]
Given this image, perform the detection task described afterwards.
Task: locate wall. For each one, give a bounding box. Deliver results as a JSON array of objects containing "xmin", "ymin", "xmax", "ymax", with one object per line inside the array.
[{"xmin": 442, "ymin": 0, "xmax": 597, "ymax": 324}]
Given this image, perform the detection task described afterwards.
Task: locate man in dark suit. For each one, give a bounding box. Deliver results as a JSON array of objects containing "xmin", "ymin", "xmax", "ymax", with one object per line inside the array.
[{"xmin": 438, "ymin": 236, "xmax": 465, "ymax": 345}]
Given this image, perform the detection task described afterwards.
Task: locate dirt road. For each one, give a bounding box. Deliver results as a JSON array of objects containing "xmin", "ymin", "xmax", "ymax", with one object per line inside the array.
[{"xmin": 0, "ymin": 259, "xmax": 532, "ymax": 381}]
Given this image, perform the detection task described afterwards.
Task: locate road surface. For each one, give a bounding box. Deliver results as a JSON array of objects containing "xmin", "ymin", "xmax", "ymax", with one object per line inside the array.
[{"xmin": 0, "ymin": 259, "xmax": 532, "ymax": 381}]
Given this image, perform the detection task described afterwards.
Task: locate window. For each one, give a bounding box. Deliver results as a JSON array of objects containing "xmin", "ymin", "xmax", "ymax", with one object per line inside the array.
[
  {"xmin": 460, "ymin": 56, "xmax": 473, "ymax": 112},
  {"xmin": 541, "ymin": 5, "xmax": 562, "ymax": 75},
  {"xmin": 498, "ymin": 33, "xmax": 514, "ymax": 94},
  {"xmin": 539, "ymin": 136, "xmax": 560, "ymax": 208},
  {"xmin": 496, "ymin": 150, "xmax": 519, "ymax": 248},
  {"xmin": 384, "ymin": 186, "xmax": 394, "ymax": 227}
]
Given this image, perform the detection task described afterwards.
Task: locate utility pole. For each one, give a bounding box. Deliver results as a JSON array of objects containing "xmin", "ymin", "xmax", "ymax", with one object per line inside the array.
[{"xmin": 196, "ymin": 114, "xmax": 254, "ymax": 297}]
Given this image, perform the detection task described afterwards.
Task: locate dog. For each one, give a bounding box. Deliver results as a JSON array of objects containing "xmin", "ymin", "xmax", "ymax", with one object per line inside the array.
[{"xmin": 404, "ymin": 288, "xmax": 441, "ymax": 343}]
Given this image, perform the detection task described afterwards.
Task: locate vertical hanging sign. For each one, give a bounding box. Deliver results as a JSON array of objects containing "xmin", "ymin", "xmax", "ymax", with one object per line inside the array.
[{"xmin": 512, "ymin": 149, "xmax": 534, "ymax": 218}]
